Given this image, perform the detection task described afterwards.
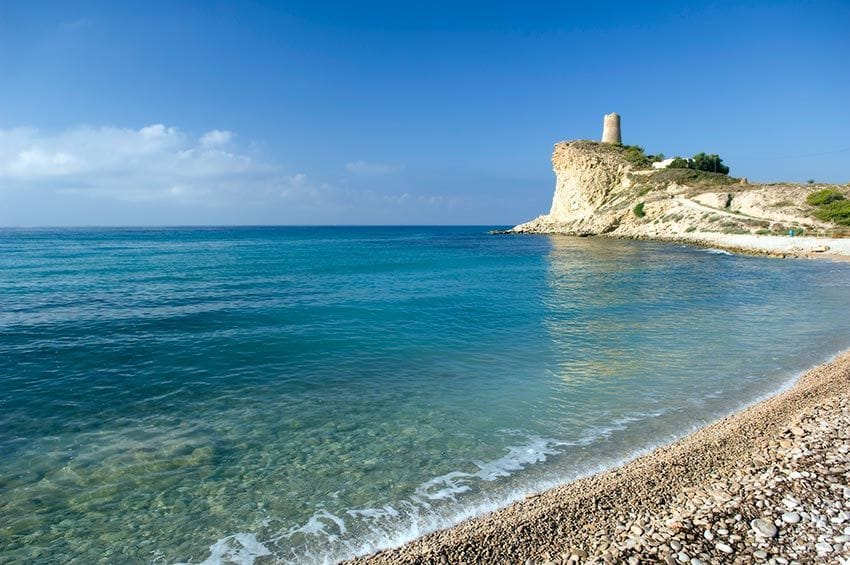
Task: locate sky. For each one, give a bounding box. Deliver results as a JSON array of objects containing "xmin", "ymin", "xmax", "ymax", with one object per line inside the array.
[{"xmin": 1, "ymin": 1, "xmax": 848, "ymax": 226}]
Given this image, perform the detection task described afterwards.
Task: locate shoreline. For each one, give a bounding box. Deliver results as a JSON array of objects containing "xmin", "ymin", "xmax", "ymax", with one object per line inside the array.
[
  {"xmin": 606, "ymin": 232, "xmax": 850, "ymax": 262},
  {"xmin": 354, "ymin": 349, "xmax": 850, "ymax": 564},
  {"xmin": 494, "ymin": 229, "xmax": 850, "ymax": 262}
]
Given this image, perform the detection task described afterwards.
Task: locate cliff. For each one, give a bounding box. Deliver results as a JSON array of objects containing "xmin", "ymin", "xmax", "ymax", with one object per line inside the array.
[
  {"xmin": 512, "ymin": 141, "xmax": 635, "ymax": 235},
  {"xmin": 509, "ymin": 140, "xmax": 849, "ymax": 254}
]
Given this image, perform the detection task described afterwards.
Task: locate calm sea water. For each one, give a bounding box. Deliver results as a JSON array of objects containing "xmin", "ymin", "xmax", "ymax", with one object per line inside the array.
[{"xmin": 2, "ymin": 226, "xmax": 850, "ymax": 564}]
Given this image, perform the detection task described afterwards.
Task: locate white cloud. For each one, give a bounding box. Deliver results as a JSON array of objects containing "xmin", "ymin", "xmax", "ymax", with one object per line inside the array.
[
  {"xmin": 345, "ymin": 160, "xmax": 406, "ymax": 175},
  {"xmin": 200, "ymin": 129, "xmax": 233, "ymax": 147},
  {"xmin": 0, "ymin": 124, "xmax": 268, "ymax": 204}
]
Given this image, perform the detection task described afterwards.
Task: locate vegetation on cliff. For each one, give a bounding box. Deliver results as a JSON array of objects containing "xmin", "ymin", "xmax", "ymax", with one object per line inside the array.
[
  {"xmin": 803, "ymin": 188, "xmax": 850, "ymax": 226},
  {"xmin": 670, "ymin": 153, "xmax": 730, "ymax": 175},
  {"xmin": 610, "ymin": 142, "xmax": 732, "ymax": 176},
  {"xmin": 806, "ymin": 188, "xmax": 846, "ymax": 206}
]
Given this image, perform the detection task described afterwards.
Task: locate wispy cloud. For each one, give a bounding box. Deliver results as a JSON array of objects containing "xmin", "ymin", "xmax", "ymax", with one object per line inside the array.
[
  {"xmin": 345, "ymin": 160, "xmax": 406, "ymax": 175},
  {"xmin": 0, "ymin": 123, "xmax": 468, "ymax": 224},
  {"xmin": 0, "ymin": 124, "xmax": 269, "ymax": 204}
]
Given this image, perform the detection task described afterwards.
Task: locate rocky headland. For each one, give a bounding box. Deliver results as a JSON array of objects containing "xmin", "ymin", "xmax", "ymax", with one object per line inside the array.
[{"xmin": 506, "ymin": 141, "xmax": 850, "ymax": 259}]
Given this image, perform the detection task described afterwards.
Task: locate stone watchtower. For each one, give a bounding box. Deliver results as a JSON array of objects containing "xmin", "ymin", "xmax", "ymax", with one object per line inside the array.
[{"xmin": 601, "ymin": 112, "xmax": 621, "ymax": 144}]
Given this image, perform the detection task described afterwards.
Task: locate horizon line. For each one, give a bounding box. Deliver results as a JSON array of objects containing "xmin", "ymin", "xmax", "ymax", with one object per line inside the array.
[{"xmin": 0, "ymin": 223, "xmax": 512, "ymax": 229}]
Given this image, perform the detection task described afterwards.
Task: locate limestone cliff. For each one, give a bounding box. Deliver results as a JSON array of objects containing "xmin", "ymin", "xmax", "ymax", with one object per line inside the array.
[
  {"xmin": 511, "ymin": 141, "xmax": 636, "ymax": 235},
  {"xmin": 509, "ymin": 140, "xmax": 845, "ymax": 243}
]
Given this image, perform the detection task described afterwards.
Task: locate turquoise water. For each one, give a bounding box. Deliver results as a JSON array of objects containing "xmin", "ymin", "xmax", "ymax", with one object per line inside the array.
[{"xmin": 2, "ymin": 227, "xmax": 850, "ymax": 564}]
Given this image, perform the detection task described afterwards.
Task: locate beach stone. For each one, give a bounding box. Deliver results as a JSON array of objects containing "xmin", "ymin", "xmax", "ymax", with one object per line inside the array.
[
  {"xmin": 781, "ymin": 511, "xmax": 800, "ymax": 524},
  {"xmin": 716, "ymin": 542, "xmax": 733, "ymax": 554},
  {"xmin": 815, "ymin": 541, "xmax": 832, "ymax": 553},
  {"xmin": 751, "ymin": 518, "xmax": 778, "ymax": 538},
  {"xmin": 677, "ymin": 551, "xmax": 690, "ymax": 562},
  {"xmin": 753, "ymin": 550, "xmax": 768, "ymax": 559},
  {"xmin": 834, "ymin": 534, "xmax": 850, "ymax": 543}
]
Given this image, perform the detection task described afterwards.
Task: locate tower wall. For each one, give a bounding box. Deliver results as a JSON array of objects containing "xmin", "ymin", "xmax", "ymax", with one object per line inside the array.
[{"xmin": 602, "ymin": 113, "xmax": 621, "ymax": 144}]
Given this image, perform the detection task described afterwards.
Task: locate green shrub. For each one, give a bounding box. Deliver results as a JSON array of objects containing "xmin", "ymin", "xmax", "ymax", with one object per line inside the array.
[
  {"xmin": 669, "ymin": 157, "xmax": 690, "ymax": 169},
  {"xmin": 633, "ymin": 202, "xmax": 646, "ymax": 218},
  {"xmin": 755, "ymin": 229, "xmax": 770, "ymax": 235},
  {"xmin": 813, "ymin": 200, "xmax": 850, "ymax": 225},
  {"xmin": 685, "ymin": 226, "xmax": 697, "ymax": 233},
  {"xmin": 622, "ymin": 145, "xmax": 651, "ymax": 168},
  {"xmin": 806, "ymin": 189, "xmax": 846, "ymax": 206}
]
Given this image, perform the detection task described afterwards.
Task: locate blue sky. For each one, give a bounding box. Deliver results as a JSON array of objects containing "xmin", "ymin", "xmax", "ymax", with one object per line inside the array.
[{"xmin": 1, "ymin": 1, "xmax": 848, "ymax": 226}]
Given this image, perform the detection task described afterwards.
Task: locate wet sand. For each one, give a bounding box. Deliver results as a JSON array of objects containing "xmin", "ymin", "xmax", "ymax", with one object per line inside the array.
[{"xmin": 353, "ymin": 350, "xmax": 850, "ymax": 564}]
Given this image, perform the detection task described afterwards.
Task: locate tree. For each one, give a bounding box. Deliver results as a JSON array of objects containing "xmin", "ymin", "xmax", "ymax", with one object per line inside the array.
[
  {"xmin": 691, "ymin": 153, "xmax": 730, "ymax": 175},
  {"xmin": 668, "ymin": 157, "xmax": 691, "ymax": 169}
]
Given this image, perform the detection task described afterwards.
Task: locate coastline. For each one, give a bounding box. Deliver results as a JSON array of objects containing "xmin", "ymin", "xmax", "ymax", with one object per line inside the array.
[
  {"xmin": 493, "ymin": 230, "xmax": 850, "ymax": 262},
  {"xmin": 605, "ymin": 232, "xmax": 850, "ymax": 262},
  {"xmin": 354, "ymin": 349, "xmax": 850, "ymax": 564}
]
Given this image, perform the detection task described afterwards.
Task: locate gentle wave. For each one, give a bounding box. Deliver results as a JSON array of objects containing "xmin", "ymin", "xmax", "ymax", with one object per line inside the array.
[{"xmin": 194, "ymin": 409, "xmax": 676, "ymax": 565}]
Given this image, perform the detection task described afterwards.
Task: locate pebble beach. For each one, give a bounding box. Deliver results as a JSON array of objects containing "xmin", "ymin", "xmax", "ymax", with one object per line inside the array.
[{"xmin": 355, "ymin": 350, "xmax": 850, "ymax": 564}]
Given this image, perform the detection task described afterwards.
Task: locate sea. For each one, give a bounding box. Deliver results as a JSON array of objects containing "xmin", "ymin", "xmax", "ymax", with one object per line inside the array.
[{"xmin": 2, "ymin": 226, "xmax": 849, "ymax": 564}]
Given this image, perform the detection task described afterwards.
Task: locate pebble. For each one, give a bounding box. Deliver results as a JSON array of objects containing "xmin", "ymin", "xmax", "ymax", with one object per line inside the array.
[
  {"xmin": 753, "ymin": 549, "xmax": 768, "ymax": 559},
  {"xmin": 670, "ymin": 540, "xmax": 682, "ymax": 551},
  {"xmin": 716, "ymin": 541, "xmax": 734, "ymax": 553},
  {"xmin": 781, "ymin": 511, "xmax": 800, "ymax": 524},
  {"xmin": 751, "ymin": 518, "xmax": 778, "ymax": 538},
  {"xmin": 815, "ymin": 541, "xmax": 833, "ymax": 553}
]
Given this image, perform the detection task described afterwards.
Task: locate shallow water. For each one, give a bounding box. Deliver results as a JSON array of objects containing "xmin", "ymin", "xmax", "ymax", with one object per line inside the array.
[{"xmin": 1, "ymin": 226, "xmax": 849, "ymax": 564}]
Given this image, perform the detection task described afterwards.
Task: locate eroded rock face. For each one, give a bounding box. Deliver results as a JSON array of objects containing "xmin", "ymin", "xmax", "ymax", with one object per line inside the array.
[{"xmin": 512, "ymin": 141, "xmax": 632, "ymax": 235}]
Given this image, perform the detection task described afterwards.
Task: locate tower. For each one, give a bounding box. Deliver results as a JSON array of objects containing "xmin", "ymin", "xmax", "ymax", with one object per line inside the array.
[{"xmin": 601, "ymin": 112, "xmax": 621, "ymax": 144}]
